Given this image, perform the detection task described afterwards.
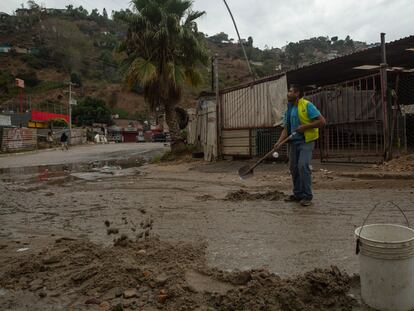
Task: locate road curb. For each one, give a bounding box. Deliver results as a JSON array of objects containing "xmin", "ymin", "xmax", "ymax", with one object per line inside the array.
[{"xmin": 339, "ymin": 172, "xmax": 414, "ymax": 180}]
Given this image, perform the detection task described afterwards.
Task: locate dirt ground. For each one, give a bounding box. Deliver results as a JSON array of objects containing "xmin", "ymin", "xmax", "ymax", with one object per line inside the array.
[{"xmin": 1, "ymin": 152, "xmax": 414, "ymax": 310}]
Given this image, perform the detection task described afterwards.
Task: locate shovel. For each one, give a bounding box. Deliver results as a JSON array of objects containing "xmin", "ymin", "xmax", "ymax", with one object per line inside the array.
[{"xmin": 238, "ymin": 132, "xmax": 296, "ymax": 180}]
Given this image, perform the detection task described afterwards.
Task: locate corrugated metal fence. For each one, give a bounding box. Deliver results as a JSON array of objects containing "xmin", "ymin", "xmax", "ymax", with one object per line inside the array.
[
  {"xmin": 187, "ymin": 99, "xmax": 217, "ymax": 161},
  {"xmin": 220, "ymin": 75, "xmax": 288, "ymax": 157},
  {"xmin": 221, "ymin": 75, "xmax": 287, "ymax": 129}
]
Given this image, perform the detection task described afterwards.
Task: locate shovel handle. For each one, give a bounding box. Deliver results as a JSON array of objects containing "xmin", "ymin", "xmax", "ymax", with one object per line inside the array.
[{"xmin": 249, "ymin": 132, "xmax": 295, "ymax": 171}]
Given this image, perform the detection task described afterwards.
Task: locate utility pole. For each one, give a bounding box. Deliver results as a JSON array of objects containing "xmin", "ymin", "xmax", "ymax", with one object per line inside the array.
[{"xmin": 66, "ymin": 82, "xmax": 76, "ymax": 142}]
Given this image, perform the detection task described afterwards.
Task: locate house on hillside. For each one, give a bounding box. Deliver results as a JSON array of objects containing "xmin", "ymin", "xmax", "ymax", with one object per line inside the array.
[
  {"xmin": 0, "ymin": 43, "xmax": 12, "ymax": 53},
  {"xmin": 250, "ymin": 61, "xmax": 264, "ymax": 67},
  {"xmin": 42, "ymin": 8, "xmax": 67, "ymax": 15},
  {"xmin": 14, "ymin": 47, "xmax": 28, "ymax": 54},
  {"xmin": 0, "ymin": 12, "xmax": 9, "ymax": 20},
  {"xmin": 15, "ymin": 9, "xmax": 34, "ymax": 16},
  {"xmin": 28, "ymin": 47, "xmax": 40, "ymax": 55}
]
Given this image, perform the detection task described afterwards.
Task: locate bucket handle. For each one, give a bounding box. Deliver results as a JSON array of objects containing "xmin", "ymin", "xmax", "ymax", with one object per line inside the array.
[{"xmin": 356, "ymin": 201, "xmax": 410, "ymax": 255}]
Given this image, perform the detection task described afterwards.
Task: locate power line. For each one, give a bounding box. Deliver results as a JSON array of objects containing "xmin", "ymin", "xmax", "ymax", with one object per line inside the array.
[{"xmin": 222, "ymin": 0, "xmax": 256, "ymax": 80}]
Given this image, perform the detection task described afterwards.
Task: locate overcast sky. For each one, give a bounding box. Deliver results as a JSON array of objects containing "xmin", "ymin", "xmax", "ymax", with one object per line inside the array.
[{"xmin": 1, "ymin": 0, "xmax": 413, "ymax": 48}]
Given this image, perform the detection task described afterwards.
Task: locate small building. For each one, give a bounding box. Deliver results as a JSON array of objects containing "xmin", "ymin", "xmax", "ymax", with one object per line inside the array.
[
  {"xmin": 0, "ymin": 114, "xmax": 11, "ymax": 127},
  {"xmin": 250, "ymin": 61, "xmax": 264, "ymax": 67},
  {"xmin": 14, "ymin": 47, "xmax": 28, "ymax": 54},
  {"xmin": 0, "ymin": 44, "xmax": 12, "ymax": 53},
  {"xmin": 0, "ymin": 12, "xmax": 10, "ymax": 20},
  {"xmin": 42, "ymin": 8, "xmax": 67, "ymax": 15},
  {"xmin": 112, "ymin": 119, "xmax": 143, "ymax": 143},
  {"xmin": 28, "ymin": 47, "xmax": 40, "ymax": 55},
  {"xmin": 15, "ymin": 9, "xmax": 33, "ymax": 16},
  {"xmin": 107, "ymin": 126, "xmax": 122, "ymax": 142}
]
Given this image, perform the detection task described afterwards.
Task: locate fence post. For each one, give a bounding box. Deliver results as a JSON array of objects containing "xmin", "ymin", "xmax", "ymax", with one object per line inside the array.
[
  {"xmin": 380, "ymin": 33, "xmax": 391, "ymax": 161},
  {"xmin": 214, "ymin": 54, "xmax": 221, "ymax": 159}
]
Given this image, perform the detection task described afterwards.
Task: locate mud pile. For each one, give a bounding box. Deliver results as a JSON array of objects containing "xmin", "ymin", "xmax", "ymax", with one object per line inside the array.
[
  {"xmin": 207, "ymin": 267, "xmax": 357, "ymax": 311},
  {"xmin": 225, "ymin": 189, "xmax": 287, "ymax": 201},
  {"xmin": 372, "ymin": 154, "xmax": 414, "ymax": 172},
  {"xmin": 0, "ymin": 238, "xmax": 357, "ymax": 310},
  {"xmin": 0, "ymin": 237, "xmax": 206, "ymax": 310}
]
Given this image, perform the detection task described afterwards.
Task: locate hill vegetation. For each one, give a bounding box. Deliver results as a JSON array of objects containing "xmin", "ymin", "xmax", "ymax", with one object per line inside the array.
[{"xmin": 0, "ymin": 1, "xmax": 373, "ymax": 120}]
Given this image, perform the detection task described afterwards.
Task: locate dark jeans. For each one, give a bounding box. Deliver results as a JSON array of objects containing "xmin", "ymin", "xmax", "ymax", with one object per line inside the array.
[{"xmin": 289, "ymin": 141, "xmax": 314, "ymax": 200}]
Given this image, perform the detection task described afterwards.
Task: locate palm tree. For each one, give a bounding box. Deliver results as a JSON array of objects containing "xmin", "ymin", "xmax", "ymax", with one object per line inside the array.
[{"xmin": 119, "ymin": 0, "xmax": 208, "ymax": 153}]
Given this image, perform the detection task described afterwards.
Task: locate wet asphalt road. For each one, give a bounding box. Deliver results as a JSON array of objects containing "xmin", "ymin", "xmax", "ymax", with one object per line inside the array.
[{"xmin": 0, "ymin": 143, "xmax": 168, "ymax": 169}]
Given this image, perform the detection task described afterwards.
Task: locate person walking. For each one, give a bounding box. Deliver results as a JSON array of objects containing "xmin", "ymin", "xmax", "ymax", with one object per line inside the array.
[
  {"xmin": 47, "ymin": 131, "xmax": 54, "ymax": 148},
  {"xmin": 274, "ymin": 85, "xmax": 326, "ymax": 206},
  {"xmin": 60, "ymin": 132, "xmax": 69, "ymax": 151}
]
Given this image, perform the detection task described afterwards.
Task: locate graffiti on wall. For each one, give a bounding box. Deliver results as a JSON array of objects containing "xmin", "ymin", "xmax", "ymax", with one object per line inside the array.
[
  {"xmin": 6, "ymin": 128, "xmax": 23, "ymax": 150},
  {"xmin": 1, "ymin": 128, "xmax": 36, "ymax": 152}
]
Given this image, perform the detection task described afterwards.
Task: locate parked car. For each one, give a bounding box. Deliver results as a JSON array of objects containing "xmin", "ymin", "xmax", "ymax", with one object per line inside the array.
[
  {"xmin": 136, "ymin": 131, "xmax": 145, "ymax": 142},
  {"xmin": 109, "ymin": 133, "xmax": 122, "ymax": 143},
  {"xmin": 152, "ymin": 132, "xmax": 167, "ymax": 142}
]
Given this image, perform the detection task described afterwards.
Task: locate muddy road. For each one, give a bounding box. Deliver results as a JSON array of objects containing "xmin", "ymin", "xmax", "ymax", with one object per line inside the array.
[{"xmin": 0, "ymin": 150, "xmax": 413, "ymax": 310}]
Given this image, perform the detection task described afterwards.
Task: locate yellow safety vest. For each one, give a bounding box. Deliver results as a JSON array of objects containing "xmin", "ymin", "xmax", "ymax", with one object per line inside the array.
[{"xmin": 297, "ymin": 98, "xmax": 319, "ymax": 143}]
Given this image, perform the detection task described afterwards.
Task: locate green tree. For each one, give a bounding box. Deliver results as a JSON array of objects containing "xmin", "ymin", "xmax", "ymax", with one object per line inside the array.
[
  {"xmin": 112, "ymin": 108, "xmax": 129, "ymax": 119},
  {"xmin": 285, "ymin": 42, "xmax": 303, "ymax": 68},
  {"xmin": 72, "ymin": 97, "xmax": 112, "ymax": 126},
  {"xmin": 27, "ymin": 0, "xmax": 40, "ymax": 10},
  {"xmin": 75, "ymin": 6, "xmax": 88, "ymax": 18},
  {"xmin": 119, "ymin": 0, "xmax": 208, "ymax": 153},
  {"xmin": 70, "ymin": 72, "xmax": 82, "ymax": 87},
  {"xmin": 208, "ymin": 32, "xmax": 230, "ymax": 43},
  {"xmin": 247, "ymin": 36, "xmax": 253, "ymax": 47},
  {"xmin": 16, "ymin": 70, "xmax": 40, "ymax": 87},
  {"xmin": 90, "ymin": 8, "xmax": 100, "ymax": 20}
]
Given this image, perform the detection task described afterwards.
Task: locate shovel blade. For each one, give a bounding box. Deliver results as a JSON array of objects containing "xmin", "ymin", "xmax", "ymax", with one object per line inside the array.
[{"xmin": 238, "ymin": 165, "xmax": 253, "ymax": 180}]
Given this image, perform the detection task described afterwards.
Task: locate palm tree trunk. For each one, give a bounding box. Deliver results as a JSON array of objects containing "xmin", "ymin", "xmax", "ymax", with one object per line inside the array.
[{"xmin": 164, "ymin": 103, "xmax": 186, "ymax": 154}]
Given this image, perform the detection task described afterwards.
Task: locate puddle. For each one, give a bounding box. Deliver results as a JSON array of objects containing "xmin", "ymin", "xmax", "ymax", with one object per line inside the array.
[
  {"xmin": 0, "ymin": 156, "xmax": 148, "ymax": 184},
  {"xmin": 71, "ymin": 167, "xmax": 144, "ymax": 181}
]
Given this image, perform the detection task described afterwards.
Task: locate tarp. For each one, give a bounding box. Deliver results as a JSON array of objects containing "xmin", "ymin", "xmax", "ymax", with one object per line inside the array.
[{"xmin": 31, "ymin": 110, "xmax": 69, "ymax": 123}]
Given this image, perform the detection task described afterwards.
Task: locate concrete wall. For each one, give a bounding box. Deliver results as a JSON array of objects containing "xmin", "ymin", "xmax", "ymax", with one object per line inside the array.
[
  {"xmin": 0, "ymin": 114, "xmax": 11, "ymax": 127},
  {"xmin": 38, "ymin": 128, "xmax": 87, "ymax": 146},
  {"xmin": 70, "ymin": 128, "xmax": 87, "ymax": 145},
  {"xmin": 0, "ymin": 128, "xmax": 37, "ymax": 153}
]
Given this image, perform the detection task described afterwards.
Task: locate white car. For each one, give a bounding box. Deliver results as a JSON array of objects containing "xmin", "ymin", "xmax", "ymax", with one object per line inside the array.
[{"xmin": 136, "ymin": 132, "xmax": 145, "ymax": 142}]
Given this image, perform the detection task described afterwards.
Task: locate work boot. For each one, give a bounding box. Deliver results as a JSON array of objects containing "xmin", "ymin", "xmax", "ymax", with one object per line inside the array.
[
  {"xmin": 284, "ymin": 195, "xmax": 301, "ymax": 202},
  {"xmin": 300, "ymin": 198, "xmax": 312, "ymax": 206}
]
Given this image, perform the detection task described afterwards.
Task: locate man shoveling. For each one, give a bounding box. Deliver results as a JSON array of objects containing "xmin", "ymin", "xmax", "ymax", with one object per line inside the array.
[{"xmin": 274, "ymin": 85, "xmax": 326, "ymax": 206}]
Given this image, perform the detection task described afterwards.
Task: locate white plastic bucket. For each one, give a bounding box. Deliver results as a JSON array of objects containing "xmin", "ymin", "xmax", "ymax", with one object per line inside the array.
[{"xmin": 355, "ymin": 224, "xmax": 414, "ymax": 311}]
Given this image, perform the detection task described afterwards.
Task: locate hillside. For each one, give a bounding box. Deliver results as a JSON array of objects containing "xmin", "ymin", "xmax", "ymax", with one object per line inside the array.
[{"xmin": 0, "ymin": 3, "xmax": 372, "ymax": 120}]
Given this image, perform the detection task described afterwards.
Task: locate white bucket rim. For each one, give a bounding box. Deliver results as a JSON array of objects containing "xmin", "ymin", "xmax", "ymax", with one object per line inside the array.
[{"xmin": 355, "ymin": 224, "xmax": 414, "ymax": 244}]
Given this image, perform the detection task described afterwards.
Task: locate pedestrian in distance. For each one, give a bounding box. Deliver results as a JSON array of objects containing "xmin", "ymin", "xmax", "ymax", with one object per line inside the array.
[
  {"xmin": 47, "ymin": 131, "xmax": 54, "ymax": 148},
  {"xmin": 274, "ymin": 85, "xmax": 326, "ymax": 206},
  {"xmin": 60, "ymin": 132, "xmax": 69, "ymax": 151}
]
